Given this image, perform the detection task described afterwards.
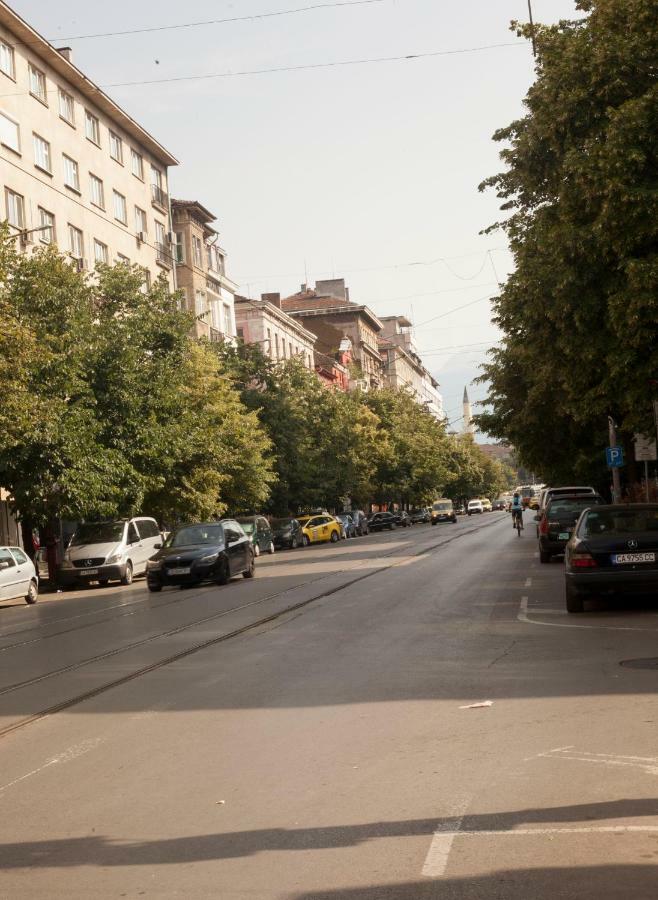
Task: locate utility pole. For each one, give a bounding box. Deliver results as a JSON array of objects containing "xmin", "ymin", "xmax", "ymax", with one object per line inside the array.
[
  {"xmin": 608, "ymin": 416, "xmax": 622, "ymax": 504},
  {"xmin": 527, "ymin": 0, "xmax": 537, "ymax": 58}
]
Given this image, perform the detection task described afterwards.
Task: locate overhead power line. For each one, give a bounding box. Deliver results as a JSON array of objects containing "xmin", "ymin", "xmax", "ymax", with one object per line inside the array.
[
  {"xmin": 414, "ymin": 292, "xmax": 497, "ymax": 329},
  {"xmin": 49, "ymin": 1, "xmax": 385, "ymax": 43},
  {"xmin": 102, "ymin": 42, "xmax": 526, "ymax": 89}
]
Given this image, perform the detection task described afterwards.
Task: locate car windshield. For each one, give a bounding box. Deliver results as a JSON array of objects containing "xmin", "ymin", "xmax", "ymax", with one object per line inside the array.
[
  {"xmin": 271, "ymin": 519, "xmax": 293, "ymax": 528},
  {"xmin": 548, "ymin": 498, "xmax": 601, "ymax": 517},
  {"xmin": 237, "ymin": 521, "xmax": 255, "ymax": 534},
  {"xmin": 433, "ymin": 502, "xmax": 451, "ymax": 511},
  {"xmin": 71, "ymin": 522, "xmax": 124, "ymax": 545},
  {"xmin": 167, "ymin": 525, "xmax": 223, "ymax": 547},
  {"xmin": 581, "ymin": 509, "xmax": 658, "ymax": 537}
]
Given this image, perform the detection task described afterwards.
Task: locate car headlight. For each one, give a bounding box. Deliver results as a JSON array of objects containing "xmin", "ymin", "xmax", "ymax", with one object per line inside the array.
[
  {"xmin": 60, "ymin": 559, "xmax": 74, "ymax": 569},
  {"xmin": 199, "ymin": 552, "xmax": 219, "ymax": 564},
  {"xmin": 146, "ymin": 559, "xmax": 162, "ymax": 571},
  {"xmin": 106, "ymin": 552, "xmax": 123, "ymax": 565}
]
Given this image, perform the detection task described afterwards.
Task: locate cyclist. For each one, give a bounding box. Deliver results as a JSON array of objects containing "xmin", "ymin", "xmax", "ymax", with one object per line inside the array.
[{"xmin": 511, "ymin": 493, "xmax": 524, "ymax": 531}]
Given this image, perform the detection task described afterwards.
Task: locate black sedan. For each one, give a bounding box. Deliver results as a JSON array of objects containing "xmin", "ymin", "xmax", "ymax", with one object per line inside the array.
[
  {"xmin": 565, "ymin": 504, "xmax": 658, "ymax": 613},
  {"xmin": 537, "ymin": 493, "xmax": 605, "ymax": 563},
  {"xmin": 271, "ymin": 517, "xmax": 304, "ymax": 550},
  {"xmin": 368, "ymin": 512, "xmax": 397, "ymax": 532},
  {"xmin": 146, "ymin": 520, "xmax": 254, "ymax": 592}
]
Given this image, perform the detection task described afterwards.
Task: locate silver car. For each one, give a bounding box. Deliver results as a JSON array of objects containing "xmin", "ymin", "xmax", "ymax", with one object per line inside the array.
[
  {"xmin": 0, "ymin": 546, "xmax": 38, "ymax": 604},
  {"xmin": 58, "ymin": 517, "xmax": 163, "ymax": 588}
]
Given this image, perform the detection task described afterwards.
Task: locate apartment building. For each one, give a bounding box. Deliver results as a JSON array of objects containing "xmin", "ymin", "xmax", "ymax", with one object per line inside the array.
[
  {"xmin": 0, "ymin": 2, "xmax": 177, "ymax": 283},
  {"xmin": 379, "ymin": 315, "xmax": 445, "ymax": 420},
  {"xmin": 234, "ymin": 293, "xmax": 315, "ymax": 367},
  {"xmin": 282, "ymin": 279, "xmax": 383, "ymax": 389},
  {"xmin": 172, "ymin": 200, "xmax": 237, "ymax": 341}
]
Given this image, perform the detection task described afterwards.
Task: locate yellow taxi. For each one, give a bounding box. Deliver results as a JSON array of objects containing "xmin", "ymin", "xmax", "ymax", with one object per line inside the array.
[{"xmin": 297, "ymin": 514, "xmax": 341, "ymax": 546}]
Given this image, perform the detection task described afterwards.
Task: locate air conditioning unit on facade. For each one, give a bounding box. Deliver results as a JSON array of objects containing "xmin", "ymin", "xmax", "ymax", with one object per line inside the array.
[
  {"xmin": 75, "ymin": 258, "xmax": 87, "ymax": 272},
  {"xmin": 136, "ymin": 231, "xmax": 146, "ymax": 243},
  {"xmin": 166, "ymin": 231, "xmax": 175, "ymax": 244}
]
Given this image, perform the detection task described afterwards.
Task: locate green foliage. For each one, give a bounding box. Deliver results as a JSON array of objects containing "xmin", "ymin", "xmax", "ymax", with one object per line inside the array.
[{"xmin": 477, "ymin": 0, "xmax": 658, "ymax": 483}]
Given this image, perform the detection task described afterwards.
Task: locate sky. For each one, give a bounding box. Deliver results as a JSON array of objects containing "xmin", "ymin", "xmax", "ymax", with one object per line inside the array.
[{"xmin": 14, "ymin": 0, "xmax": 580, "ymax": 434}]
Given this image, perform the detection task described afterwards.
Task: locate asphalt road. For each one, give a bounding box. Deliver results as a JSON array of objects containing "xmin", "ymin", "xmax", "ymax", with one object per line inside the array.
[{"xmin": 1, "ymin": 513, "xmax": 658, "ymax": 898}]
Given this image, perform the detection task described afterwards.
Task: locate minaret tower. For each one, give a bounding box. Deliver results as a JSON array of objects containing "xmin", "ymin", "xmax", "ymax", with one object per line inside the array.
[{"xmin": 462, "ymin": 386, "xmax": 475, "ymax": 435}]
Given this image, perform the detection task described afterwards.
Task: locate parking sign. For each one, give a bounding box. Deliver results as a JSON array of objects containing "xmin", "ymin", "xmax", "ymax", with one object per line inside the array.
[{"xmin": 606, "ymin": 446, "xmax": 624, "ymax": 468}]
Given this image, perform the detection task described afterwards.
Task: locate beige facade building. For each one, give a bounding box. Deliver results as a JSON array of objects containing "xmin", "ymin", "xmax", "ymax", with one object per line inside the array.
[
  {"xmin": 234, "ymin": 294, "xmax": 315, "ymax": 368},
  {"xmin": 0, "ymin": 3, "xmax": 177, "ymax": 283},
  {"xmin": 172, "ymin": 200, "xmax": 237, "ymax": 342},
  {"xmin": 379, "ymin": 315, "xmax": 444, "ymax": 420}
]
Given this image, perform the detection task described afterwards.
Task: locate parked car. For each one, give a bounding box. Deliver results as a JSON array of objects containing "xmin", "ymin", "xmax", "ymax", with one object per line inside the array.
[
  {"xmin": 536, "ymin": 486, "xmax": 599, "ymax": 536},
  {"xmin": 271, "ymin": 517, "xmax": 304, "ymax": 550},
  {"xmin": 564, "ymin": 504, "xmax": 658, "ymax": 613},
  {"xmin": 0, "ymin": 546, "xmax": 38, "ymax": 604},
  {"xmin": 235, "ymin": 516, "xmax": 275, "ymax": 557},
  {"xmin": 467, "ymin": 500, "xmax": 484, "ymax": 515},
  {"xmin": 335, "ymin": 514, "xmax": 357, "ymax": 538},
  {"xmin": 431, "ymin": 499, "xmax": 457, "ymax": 525},
  {"xmin": 368, "ymin": 512, "xmax": 398, "ymax": 531},
  {"xmin": 455, "ymin": 503, "xmax": 467, "ymax": 516},
  {"xmin": 409, "ymin": 508, "xmax": 430, "ymax": 524},
  {"xmin": 58, "ymin": 517, "xmax": 163, "ymax": 588},
  {"xmin": 146, "ymin": 520, "xmax": 254, "ymax": 591},
  {"xmin": 391, "ymin": 510, "xmax": 411, "ymax": 528},
  {"xmin": 492, "ymin": 498, "xmax": 507, "ymax": 511},
  {"xmin": 481, "ymin": 498, "xmax": 493, "ymax": 513},
  {"xmin": 297, "ymin": 514, "xmax": 342, "ymax": 545},
  {"xmin": 537, "ymin": 493, "xmax": 605, "ymax": 563},
  {"xmin": 352, "ymin": 510, "xmax": 370, "ymax": 536}
]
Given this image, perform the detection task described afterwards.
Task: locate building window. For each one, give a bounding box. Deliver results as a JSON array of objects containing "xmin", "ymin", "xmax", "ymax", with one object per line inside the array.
[
  {"xmin": 131, "ymin": 149, "xmax": 143, "ymax": 180},
  {"xmin": 0, "ymin": 40, "xmax": 15, "ymax": 79},
  {"xmin": 274, "ymin": 333, "xmax": 280, "ymax": 358},
  {"xmin": 84, "ymin": 110, "xmax": 100, "ymax": 146},
  {"xmin": 5, "ymin": 188, "xmax": 24, "ymax": 228},
  {"xmin": 109, "ymin": 131, "xmax": 123, "ymax": 163},
  {"xmin": 174, "ymin": 232, "xmax": 184, "ymax": 263},
  {"xmin": 0, "ymin": 111, "xmax": 20, "ymax": 153},
  {"xmin": 195, "ymin": 290, "xmax": 206, "ymax": 317},
  {"xmin": 90, "ymin": 173, "xmax": 105, "ymax": 209},
  {"xmin": 94, "ymin": 239, "xmax": 108, "ymax": 264},
  {"xmin": 58, "ymin": 88, "xmax": 75, "ymax": 125},
  {"xmin": 68, "ymin": 224, "xmax": 83, "ymax": 260},
  {"xmin": 224, "ymin": 304, "xmax": 233, "ymax": 336},
  {"xmin": 28, "ymin": 64, "xmax": 47, "ymax": 103},
  {"xmin": 113, "ymin": 190, "xmax": 127, "ymax": 224},
  {"xmin": 192, "ymin": 236, "xmax": 202, "ymax": 267},
  {"xmin": 33, "ymin": 133, "xmax": 51, "ymax": 173},
  {"xmin": 150, "ymin": 166, "xmax": 167, "ymax": 208},
  {"xmin": 38, "ymin": 208, "xmax": 55, "ymax": 244},
  {"xmin": 63, "ymin": 154, "xmax": 80, "ymax": 191},
  {"xmin": 154, "ymin": 220, "xmax": 166, "ymax": 246},
  {"xmin": 116, "ymin": 253, "xmax": 130, "ymax": 265},
  {"xmin": 236, "ymin": 326, "xmax": 244, "ymax": 340},
  {"xmin": 134, "ymin": 206, "xmax": 147, "ymax": 236},
  {"xmin": 266, "ymin": 328, "xmax": 271, "ymax": 350}
]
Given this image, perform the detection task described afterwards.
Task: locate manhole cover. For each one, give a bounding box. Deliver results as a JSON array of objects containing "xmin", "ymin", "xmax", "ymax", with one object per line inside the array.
[{"xmin": 619, "ymin": 658, "xmax": 658, "ymax": 670}]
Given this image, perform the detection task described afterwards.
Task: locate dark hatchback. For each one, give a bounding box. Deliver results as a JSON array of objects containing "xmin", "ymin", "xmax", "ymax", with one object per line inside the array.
[
  {"xmin": 565, "ymin": 504, "xmax": 658, "ymax": 613},
  {"xmin": 271, "ymin": 517, "xmax": 304, "ymax": 550},
  {"xmin": 146, "ymin": 520, "xmax": 254, "ymax": 592},
  {"xmin": 368, "ymin": 512, "xmax": 397, "ymax": 532},
  {"xmin": 537, "ymin": 494, "xmax": 605, "ymax": 563}
]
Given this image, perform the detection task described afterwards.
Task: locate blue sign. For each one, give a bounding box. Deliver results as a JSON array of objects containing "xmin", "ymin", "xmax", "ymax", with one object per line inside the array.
[{"xmin": 606, "ymin": 446, "xmax": 624, "ymax": 468}]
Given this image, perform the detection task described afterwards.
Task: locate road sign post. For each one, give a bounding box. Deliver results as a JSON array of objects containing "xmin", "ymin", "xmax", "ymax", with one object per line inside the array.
[
  {"xmin": 607, "ymin": 416, "xmax": 622, "ymax": 503},
  {"xmin": 635, "ymin": 434, "xmax": 657, "ymax": 502}
]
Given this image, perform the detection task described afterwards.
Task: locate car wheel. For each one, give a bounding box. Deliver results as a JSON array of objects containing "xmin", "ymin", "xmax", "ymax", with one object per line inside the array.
[
  {"xmin": 268, "ymin": 541, "xmax": 275, "ymax": 555},
  {"xmin": 25, "ymin": 579, "xmax": 38, "ymax": 605},
  {"xmin": 566, "ymin": 582, "xmax": 584, "ymax": 613},
  {"xmin": 291, "ymin": 537, "xmax": 298, "ymax": 549},
  {"xmin": 216, "ymin": 558, "xmax": 230, "ymax": 585},
  {"xmin": 539, "ymin": 550, "xmax": 551, "ymax": 564},
  {"xmin": 303, "ymin": 534, "xmax": 310, "ymax": 546},
  {"xmin": 148, "ymin": 582, "xmax": 162, "ymax": 593},
  {"xmin": 254, "ymin": 543, "xmax": 260, "ymax": 558},
  {"xmin": 330, "ymin": 531, "xmax": 339, "ymax": 543},
  {"xmin": 243, "ymin": 554, "xmax": 255, "ymax": 578},
  {"xmin": 120, "ymin": 561, "xmax": 133, "ymax": 586}
]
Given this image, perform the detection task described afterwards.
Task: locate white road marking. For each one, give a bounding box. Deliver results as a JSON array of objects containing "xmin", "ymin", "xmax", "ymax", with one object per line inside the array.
[
  {"xmin": 524, "ymin": 577, "xmax": 532, "ymax": 587},
  {"xmin": 428, "ymin": 826, "xmax": 658, "ymax": 839},
  {"xmin": 518, "ymin": 596, "xmax": 655, "ymax": 632},
  {"xmin": 0, "ymin": 737, "xmax": 104, "ymax": 795},
  {"xmin": 532, "ymin": 747, "xmax": 658, "ymax": 776},
  {"xmin": 422, "ymin": 818, "xmax": 464, "ymax": 878}
]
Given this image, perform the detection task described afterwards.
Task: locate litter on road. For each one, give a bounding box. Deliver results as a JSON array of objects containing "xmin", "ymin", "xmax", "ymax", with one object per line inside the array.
[{"xmin": 459, "ymin": 701, "xmax": 493, "ymax": 709}]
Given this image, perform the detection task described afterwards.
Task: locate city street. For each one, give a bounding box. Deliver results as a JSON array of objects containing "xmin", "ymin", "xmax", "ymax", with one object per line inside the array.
[{"xmin": 1, "ymin": 513, "xmax": 658, "ymax": 898}]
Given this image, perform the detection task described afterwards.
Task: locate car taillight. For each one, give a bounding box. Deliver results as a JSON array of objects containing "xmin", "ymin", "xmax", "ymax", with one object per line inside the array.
[
  {"xmin": 571, "ymin": 552, "xmax": 597, "ymax": 568},
  {"xmin": 539, "ymin": 516, "xmax": 549, "ymax": 535}
]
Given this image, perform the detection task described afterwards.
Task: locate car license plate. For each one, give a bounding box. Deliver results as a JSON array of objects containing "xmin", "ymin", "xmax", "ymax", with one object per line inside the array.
[
  {"xmin": 169, "ymin": 567, "xmax": 191, "ymax": 575},
  {"xmin": 612, "ymin": 552, "xmax": 656, "ymax": 565},
  {"xmin": 558, "ymin": 532, "xmax": 571, "ymax": 540},
  {"xmin": 80, "ymin": 568, "xmax": 99, "ymax": 576}
]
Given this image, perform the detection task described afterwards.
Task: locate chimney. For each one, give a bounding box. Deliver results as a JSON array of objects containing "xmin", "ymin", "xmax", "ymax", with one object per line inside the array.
[
  {"xmin": 57, "ymin": 47, "xmax": 73, "ymax": 62},
  {"xmin": 315, "ymin": 278, "xmax": 347, "ymax": 301},
  {"xmin": 261, "ymin": 292, "xmax": 281, "ymax": 308},
  {"xmin": 300, "ymin": 283, "xmax": 307, "ymax": 292}
]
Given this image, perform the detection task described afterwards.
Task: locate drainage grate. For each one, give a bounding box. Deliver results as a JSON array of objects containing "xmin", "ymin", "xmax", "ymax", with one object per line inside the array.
[{"xmin": 619, "ymin": 658, "xmax": 658, "ymax": 670}]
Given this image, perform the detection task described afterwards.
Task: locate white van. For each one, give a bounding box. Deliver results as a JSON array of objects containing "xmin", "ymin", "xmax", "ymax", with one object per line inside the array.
[{"xmin": 59, "ymin": 517, "xmax": 163, "ymax": 588}]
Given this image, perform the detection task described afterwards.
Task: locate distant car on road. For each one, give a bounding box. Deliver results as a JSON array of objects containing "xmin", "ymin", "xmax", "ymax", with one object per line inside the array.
[
  {"xmin": 537, "ymin": 494, "xmax": 605, "ymax": 563},
  {"xmin": 492, "ymin": 498, "xmax": 507, "ymax": 511},
  {"xmin": 351, "ymin": 510, "xmax": 370, "ymax": 536},
  {"xmin": 391, "ymin": 511, "xmax": 411, "ymax": 528},
  {"xmin": 271, "ymin": 517, "xmax": 304, "ymax": 550},
  {"xmin": 565, "ymin": 504, "xmax": 658, "ymax": 612},
  {"xmin": 467, "ymin": 500, "xmax": 484, "ymax": 516},
  {"xmin": 335, "ymin": 514, "xmax": 357, "ymax": 538},
  {"xmin": 297, "ymin": 515, "xmax": 341, "ymax": 545},
  {"xmin": 0, "ymin": 546, "xmax": 38, "ymax": 605},
  {"xmin": 368, "ymin": 512, "xmax": 397, "ymax": 532},
  {"xmin": 481, "ymin": 498, "xmax": 493, "ymax": 513},
  {"xmin": 431, "ymin": 499, "xmax": 457, "ymax": 525},
  {"xmin": 146, "ymin": 520, "xmax": 254, "ymax": 592},
  {"xmin": 409, "ymin": 508, "xmax": 430, "ymax": 524},
  {"xmin": 235, "ymin": 516, "xmax": 275, "ymax": 557}
]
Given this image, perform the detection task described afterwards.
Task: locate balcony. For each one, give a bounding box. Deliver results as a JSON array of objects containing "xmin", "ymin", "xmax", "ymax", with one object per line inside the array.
[
  {"xmin": 209, "ymin": 327, "xmax": 224, "ymax": 343},
  {"xmin": 151, "ymin": 183, "xmax": 169, "ymax": 212},
  {"xmin": 155, "ymin": 242, "xmax": 172, "ymax": 268}
]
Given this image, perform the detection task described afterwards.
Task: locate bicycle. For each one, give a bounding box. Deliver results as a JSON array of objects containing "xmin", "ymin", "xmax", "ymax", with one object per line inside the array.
[{"xmin": 512, "ymin": 509, "xmax": 523, "ymax": 537}]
